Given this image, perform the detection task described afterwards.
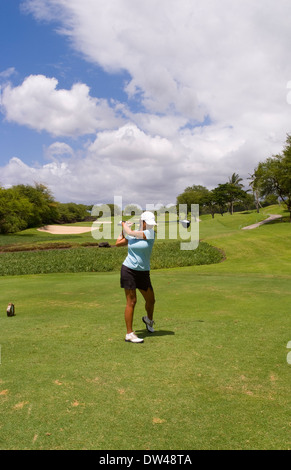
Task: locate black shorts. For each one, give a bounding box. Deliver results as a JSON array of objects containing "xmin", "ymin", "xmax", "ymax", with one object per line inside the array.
[{"xmin": 120, "ymin": 264, "xmax": 153, "ymax": 291}]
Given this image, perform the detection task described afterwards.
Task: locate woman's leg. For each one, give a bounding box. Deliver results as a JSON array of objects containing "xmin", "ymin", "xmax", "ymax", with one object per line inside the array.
[
  {"xmin": 124, "ymin": 289, "xmax": 137, "ymax": 333},
  {"xmin": 139, "ymin": 287, "xmax": 155, "ymax": 321}
]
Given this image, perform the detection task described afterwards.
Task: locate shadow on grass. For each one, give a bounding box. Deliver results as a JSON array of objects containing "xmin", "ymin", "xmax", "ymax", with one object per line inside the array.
[
  {"xmin": 136, "ymin": 329, "xmax": 175, "ymax": 339},
  {"xmin": 269, "ymin": 217, "xmax": 290, "ymax": 224}
]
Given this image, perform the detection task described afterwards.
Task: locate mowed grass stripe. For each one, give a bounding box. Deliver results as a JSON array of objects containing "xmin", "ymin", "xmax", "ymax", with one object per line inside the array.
[{"xmin": 0, "ymin": 268, "xmax": 290, "ymax": 450}]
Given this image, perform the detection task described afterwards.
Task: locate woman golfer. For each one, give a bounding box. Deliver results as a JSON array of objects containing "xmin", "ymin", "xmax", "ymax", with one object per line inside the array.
[{"xmin": 116, "ymin": 211, "xmax": 157, "ymax": 343}]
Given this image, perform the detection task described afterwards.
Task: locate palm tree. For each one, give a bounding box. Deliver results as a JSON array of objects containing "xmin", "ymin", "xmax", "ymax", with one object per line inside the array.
[
  {"xmin": 227, "ymin": 173, "xmax": 244, "ymax": 214},
  {"xmin": 228, "ymin": 173, "xmax": 244, "ymax": 188}
]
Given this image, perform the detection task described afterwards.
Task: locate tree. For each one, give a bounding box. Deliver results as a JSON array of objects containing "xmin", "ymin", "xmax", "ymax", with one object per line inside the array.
[
  {"xmin": 226, "ymin": 174, "xmax": 245, "ymax": 214},
  {"xmin": 124, "ymin": 204, "xmax": 142, "ymax": 216},
  {"xmin": 91, "ymin": 203, "xmax": 121, "ymax": 218},
  {"xmin": 176, "ymin": 185, "xmax": 210, "ymax": 213},
  {"xmin": 248, "ymin": 172, "xmax": 263, "ymax": 213},
  {"xmin": 253, "ymin": 134, "xmax": 291, "ymax": 221},
  {"xmin": 228, "ymin": 172, "xmax": 244, "ymax": 188},
  {"xmin": 14, "ymin": 183, "xmax": 58, "ymax": 227},
  {"xmin": 56, "ymin": 202, "xmax": 90, "ymax": 223},
  {"xmin": 213, "ymin": 182, "xmax": 247, "ymax": 215},
  {"xmin": 176, "ymin": 181, "xmax": 250, "ymax": 218},
  {"xmin": 203, "ymin": 190, "xmax": 220, "ymax": 218},
  {"xmin": 211, "ymin": 185, "xmax": 229, "ymax": 216},
  {"xmin": 0, "ymin": 187, "xmax": 34, "ymax": 233}
]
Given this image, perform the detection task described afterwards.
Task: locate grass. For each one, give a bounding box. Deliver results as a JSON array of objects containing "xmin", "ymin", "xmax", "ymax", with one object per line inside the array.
[
  {"xmin": 0, "ymin": 214, "xmax": 223, "ymax": 275},
  {"xmin": 0, "ymin": 242, "xmax": 222, "ymax": 276},
  {"xmin": 0, "ymin": 206, "xmax": 290, "ymax": 450}
]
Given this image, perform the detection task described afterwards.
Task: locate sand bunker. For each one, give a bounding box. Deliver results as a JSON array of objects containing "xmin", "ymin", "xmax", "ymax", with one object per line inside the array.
[{"xmin": 38, "ymin": 222, "xmax": 111, "ymax": 235}]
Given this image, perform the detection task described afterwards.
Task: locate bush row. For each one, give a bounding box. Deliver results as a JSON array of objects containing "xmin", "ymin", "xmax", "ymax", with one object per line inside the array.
[{"xmin": 0, "ymin": 241, "xmax": 223, "ymax": 276}]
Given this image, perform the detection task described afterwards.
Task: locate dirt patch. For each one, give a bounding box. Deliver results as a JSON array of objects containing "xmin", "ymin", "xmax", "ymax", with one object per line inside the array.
[{"xmin": 0, "ymin": 241, "xmax": 111, "ymax": 253}]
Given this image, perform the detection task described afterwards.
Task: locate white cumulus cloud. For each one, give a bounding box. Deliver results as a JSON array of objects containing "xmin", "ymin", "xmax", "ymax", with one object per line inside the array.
[
  {"xmin": 22, "ymin": 0, "xmax": 291, "ymax": 124},
  {"xmin": 2, "ymin": 74, "xmax": 124, "ymax": 136},
  {"xmin": 1, "ymin": 0, "xmax": 291, "ymax": 205}
]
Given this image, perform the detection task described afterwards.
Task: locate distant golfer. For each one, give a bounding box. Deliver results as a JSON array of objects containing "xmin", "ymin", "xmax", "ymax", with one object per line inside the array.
[{"xmin": 116, "ymin": 211, "xmax": 157, "ymax": 343}]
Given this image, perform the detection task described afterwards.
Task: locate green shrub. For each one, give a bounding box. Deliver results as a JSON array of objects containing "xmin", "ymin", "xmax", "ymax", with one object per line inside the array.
[{"xmin": 0, "ymin": 241, "xmax": 222, "ymax": 276}]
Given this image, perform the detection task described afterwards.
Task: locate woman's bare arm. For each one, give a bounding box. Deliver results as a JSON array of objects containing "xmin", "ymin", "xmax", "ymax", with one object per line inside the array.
[
  {"xmin": 116, "ymin": 232, "xmax": 128, "ymax": 247},
  {"xmin": 121, "ymin": 222, "xmax": 146, "ymax": 240}
]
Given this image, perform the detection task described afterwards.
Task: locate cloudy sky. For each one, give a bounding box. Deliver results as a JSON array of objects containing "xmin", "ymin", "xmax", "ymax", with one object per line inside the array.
[{"xmin": 1, "ymin": 0, "xmax": 291, "ymax": 207}]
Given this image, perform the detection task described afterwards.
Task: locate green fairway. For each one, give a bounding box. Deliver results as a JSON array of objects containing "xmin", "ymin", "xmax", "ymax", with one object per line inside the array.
[{"xmin": 0, "ymin": 207, "xmax": 290, "ymax": 450}]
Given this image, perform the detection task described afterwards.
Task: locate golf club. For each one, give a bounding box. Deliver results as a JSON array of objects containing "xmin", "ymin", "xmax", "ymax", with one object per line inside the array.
[
  {"xmin": 180, "ymin": 219, "xmax": 191, "ymax": 228},
  {"xmin": 166, "ymin": 219, "xmax": 191, "ymax": 228},
  {"xmin": 118, "ymin": 219, "xmax": 191, "ymax": 227}
]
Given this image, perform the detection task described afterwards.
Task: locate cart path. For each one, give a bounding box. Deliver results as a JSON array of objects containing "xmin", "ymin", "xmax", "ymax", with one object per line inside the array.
[{"xmin": 242, "ymin": 214, "xmax": 282, "ymax": 230}]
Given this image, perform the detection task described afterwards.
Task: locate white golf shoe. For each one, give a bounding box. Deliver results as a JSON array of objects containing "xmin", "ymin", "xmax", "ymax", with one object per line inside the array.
[
  {"xmin": 142, "ymin": 316, "xmax": 155, "ymax": 333},
  {"xmin": 125, "ymin": 332, "xmax": 144, "ymax": 343}
]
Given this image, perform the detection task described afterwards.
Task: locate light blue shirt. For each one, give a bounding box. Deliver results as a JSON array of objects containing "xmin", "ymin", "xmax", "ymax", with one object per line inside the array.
[{"xmin": 123, "ymin": 229, "xmax": 155, "ymax": 271}]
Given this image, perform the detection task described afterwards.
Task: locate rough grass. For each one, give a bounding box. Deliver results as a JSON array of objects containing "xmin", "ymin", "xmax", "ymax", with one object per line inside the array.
[{"xmin": 0, "ymin": 241, "xmax": 223, "ymax": 276}]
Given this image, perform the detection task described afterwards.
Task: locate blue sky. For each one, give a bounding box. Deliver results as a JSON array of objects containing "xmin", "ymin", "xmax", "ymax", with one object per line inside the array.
[
  {"xmin": 1, "ymin": 1, "xmax": 54, "ymax": 164},
  {"xmin": 0, "ymin": 0, "xmax": 129, "ymax": 166},
  {"xmin": 1, "ymin": 0, "xmax": 291, "ymax": 205}
]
